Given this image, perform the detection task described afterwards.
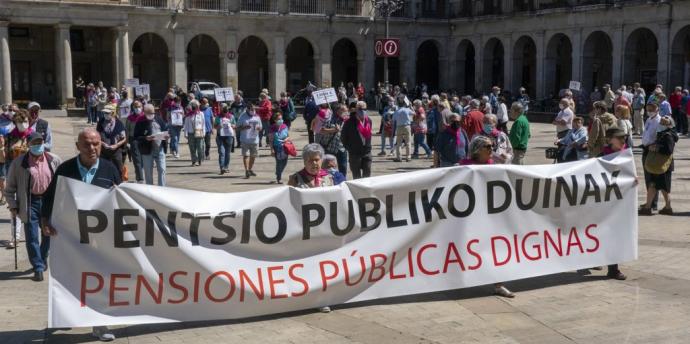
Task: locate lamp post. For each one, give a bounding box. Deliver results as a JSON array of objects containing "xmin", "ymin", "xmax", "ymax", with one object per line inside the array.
[{"xmin": 371, "ymin": 0, "xmax": 405, "ymax": 87}]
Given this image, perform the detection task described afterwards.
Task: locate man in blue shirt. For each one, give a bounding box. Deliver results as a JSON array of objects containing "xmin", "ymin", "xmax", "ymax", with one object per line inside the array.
[
  {"xmin": 304, "ymin": 94, "xmax": 319, "ymax": 144},
  {"xmin": 200, "ymin": 98, "xmax": 214, "ymax": 160},
  {"xmin": 658, "ymin": 93, "xmax": 672, "ymax": 117},
  {"xmin": 41, "ymin": 127, "xmax": 121, "ymax": 342},
  {"xmin": 392, "ymin": 98, "xmax": 414, "ymax": 162}
]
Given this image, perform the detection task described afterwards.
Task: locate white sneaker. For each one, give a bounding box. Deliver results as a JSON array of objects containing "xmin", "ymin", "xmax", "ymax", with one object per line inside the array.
[
  {"xmin": 494, "ymin": 286, "xmax": 515, "ymax": 298},
  {"xmin": 174, "ymin": 153, "xmax": 180, "ymax": 159},
  {"xmin": 92, "ymin": 326, "xmax": 115, "ymax": 341},
  {"xmin": 318, "ymin": 306, "xmax": 331, "ymax": 313}
]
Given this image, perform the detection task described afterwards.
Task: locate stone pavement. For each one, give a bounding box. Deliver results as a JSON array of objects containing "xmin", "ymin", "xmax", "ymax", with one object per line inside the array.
[{"xmin": 0, "ymin": 114, "xmax": 689, "ymax": 344}]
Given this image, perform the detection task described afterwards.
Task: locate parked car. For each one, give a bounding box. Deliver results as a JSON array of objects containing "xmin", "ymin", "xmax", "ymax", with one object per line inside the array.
[{"xmin": 188, "ymin": 81, "xmax": 220, "ymax": 101}]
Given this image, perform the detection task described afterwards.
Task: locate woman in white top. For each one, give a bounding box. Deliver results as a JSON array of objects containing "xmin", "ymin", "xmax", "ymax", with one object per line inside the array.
[
  {"xmin": 552, "ymin": 98, "xmax": 574, "ymax": 139},
  {"xmin": 615, "ymin": 104, "xmax": 634, "ymax": 148},
  {"xmin": 495, "ymin": 96, "xmax": 509, "ymax": 133}
]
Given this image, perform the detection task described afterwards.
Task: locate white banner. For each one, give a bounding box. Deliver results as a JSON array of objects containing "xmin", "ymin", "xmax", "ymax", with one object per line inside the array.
[
  {"xmin": 313, "ymin": 88, "xmax": 338, "ymax": 105},
  {"xmin": 124, "ymin": 78, "xmax": 140, "ymax": 88},
  {"xmin": 134, "ymin": 84, "xmax": 150, "ymax": 98},
  {"xmin": 569, "ymin": 80, "xmax": 581, "ymax": 91},
  {"xmin": 48, "ymin": 150, "xmax": 638, "ymax": 328}
]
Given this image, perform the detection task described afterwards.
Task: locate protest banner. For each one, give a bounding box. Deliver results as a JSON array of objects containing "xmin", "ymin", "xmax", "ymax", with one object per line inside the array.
[
  {"xmin": 48, "ymin": 150, "xmax": 638, "ymax": 328},
  {"xmin": 214, "ymin": 87, "xmax": 234, "ymax": 102},
  {"xmin": 312, "ymin": 88, "xmax": 338, "ymax": 105},
  {"xmin": 569, "ymin": 81, "xmax": 581, "ymax": 91}
]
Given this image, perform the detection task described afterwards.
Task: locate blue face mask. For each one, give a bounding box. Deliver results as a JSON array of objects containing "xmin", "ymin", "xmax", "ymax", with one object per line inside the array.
[
  {"xmin": 30, "ymin": 144, "xmax": 44, "ymax": 156},
  {"xmin": 276, "ymin": 120, "xmax": 284, "ymax": 126},
  {"xmin": 483, "ymin": 124, "xmax": 494, "ymax": 134}
]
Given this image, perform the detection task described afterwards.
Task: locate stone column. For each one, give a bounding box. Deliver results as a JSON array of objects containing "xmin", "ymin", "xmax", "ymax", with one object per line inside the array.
[
  {"xmin": 611, "ymin": 26, "xmax": 623, "ymax": 88},
  {"xmin": 363, "ymin": 35, "xmax": 375, "ymax": 90},
  {"xmin": 221, "ymin": 31, "xmax": 238, "ymax": 89},
  {"xmin": 319, "ymin": 36, "xmax": 332, "ymax": 87},
  {"xmin": 270, "ymin": 35, "xmax": 286, "ymax": 100},
  {"xmin": 502, "ymin": 35, "xmax": 512, "ymax": 93},
  {"xmin": 439, "ymin": 57, "xmax": 450, "ymax": 90},
  {"xmin": 535, "ymin": 31, "xmax": 545, "ymax": 99},
  {"xmin": 657, "ymin": 21, "xmax": 670, "ymax": 90},
  {"xmin": 0, "ymin": 21, "xmax": 11, "ymax": 105},
  {"xmin": 571, "ymin": 29, "xmax": 582, "ymax": 85},
  {"xmin": 56, "ymin": 23, "xmax": 74, "ymax": 108},
  {"xmin": 113, "ymin": 26, "xmax": 131, "ymax": 88},
  {"xmin": 402, "ymin": 36, "xmax": 417, "ymax": 86},
  {"xmin": 475, "ymin": 36, "xmax": 483, "ymax": 94},
  {"xmin": 172, "ymin": 31, "xmax": 187, "ymax": 91}
]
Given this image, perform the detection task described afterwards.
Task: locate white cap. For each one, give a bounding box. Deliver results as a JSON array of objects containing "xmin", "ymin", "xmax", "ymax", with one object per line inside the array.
[{"xmin": 28, "ymin": 101, "xmax": 41, "ymax": 110}]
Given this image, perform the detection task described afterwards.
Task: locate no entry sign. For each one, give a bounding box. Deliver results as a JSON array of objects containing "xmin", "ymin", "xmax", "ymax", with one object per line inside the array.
[{"xmin": 375, "ymin": 39, "xmax": 400, "ymax": 57}]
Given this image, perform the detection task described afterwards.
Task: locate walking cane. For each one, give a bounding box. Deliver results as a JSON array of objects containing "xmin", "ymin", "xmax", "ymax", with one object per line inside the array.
[{"xmin": 12, "ymin": 214, "xmax": 17, "ymax": 270}]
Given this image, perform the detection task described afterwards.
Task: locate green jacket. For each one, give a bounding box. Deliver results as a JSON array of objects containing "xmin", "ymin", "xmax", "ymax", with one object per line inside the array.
[{"xmin": 509, "ymin": 114, "xmax": 530, "ymax": 151}]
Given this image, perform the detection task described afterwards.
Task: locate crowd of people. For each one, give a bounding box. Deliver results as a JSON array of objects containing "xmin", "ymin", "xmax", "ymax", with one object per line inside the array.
[{"xmin": 0, "ymin": 75, "xmax": 687, "ymax": 340}]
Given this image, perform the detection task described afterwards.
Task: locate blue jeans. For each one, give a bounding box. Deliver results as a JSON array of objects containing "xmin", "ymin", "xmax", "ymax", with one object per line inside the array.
[
  {"xmin": 87, "ymin": 106, "xmax": 97, "ymax": 123},
  {"xmin": 188, "ymin": 136, "xmax": 205, "ymax": 164},
  {"xmin": 380, "ymin": 133, "xmax": 395, "ymax": 152},
  {"xmin": 336, "ymin": 150, "xmax": 348, "ymax": 179},
  {"xmin": 217, "ymin": 136, "xmax": 234, "ymax": 170},
  {"xmin": 413, "ymin": 133, "xmax": 431, "ymax": 156},
  {"xmin": 25, "ymin": 197, "xmax": 49, "ymax": 272},
  {"xmin": 260, "ymin": 120, "xmax": 270, "ymax": 146},
  {"xmin": 142, "ymin": 146, "xmax": 166, "ymax": 186},
  {"xmin": 275, "ymin": 156, "xmax": 288, "ymax": 181},
  {"xmin": 169, "ymin": 126, "xmax": 182, "ymax": 155}
]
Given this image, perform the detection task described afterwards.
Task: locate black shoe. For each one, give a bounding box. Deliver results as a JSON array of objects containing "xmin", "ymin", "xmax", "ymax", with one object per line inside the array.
[
  {"xmin": 33, "ymin": 271, "xmax": 44, "ymax": 282},
  {"xmin": 249, "ymin": 170, "xmax": 257, "ymax": 177}
]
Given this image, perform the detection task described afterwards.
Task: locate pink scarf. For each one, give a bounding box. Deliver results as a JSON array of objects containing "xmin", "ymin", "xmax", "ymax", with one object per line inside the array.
[
  {"xmin": 299, "ymin": 168, "xmax": 330, "ymax": 187},
  {"xmin": 446, "ymin": 126, "xmax": 465, "ymax": 148},
  {"xmin": 356, "ymin": 116, "xmax": 372, "ymax": 140},
  {"xmin": 10, "ymin": 127, "xmax": 33, "ymax": 139}
]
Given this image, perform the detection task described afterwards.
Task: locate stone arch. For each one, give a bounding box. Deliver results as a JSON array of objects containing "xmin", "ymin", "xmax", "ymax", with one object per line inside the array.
[
  {"xmin": 286, "ymin": 37, "xmax": 315, "ymax": 95},
  {"xmin": 671, "ymin": 25, "xmax": 690, "ymax": 89},
  {"xmin": 238, "ymin": 35, "xmax": 269, "ymax": 98},
  {"xmin": 582, "ymin": 31, "xmax": 613, "ymax": 93},
  {"xmin": 456, "ymin": 39, "xmax": 475, "ymax": 95},
  {"xmin": 545, "ymin": 33, "xmax": 572, "ymax": 98},
  {"xmin": 483, "ymin": 37, "xmax": 504, "ymax": 91},
  {"xmin": 331, "ymin": 38, "xmax": 358, "ymax": 88},
  {"xmin": 132, "ymin": 32, "xmax": 170, "ymax": 100},
  {"xmin": 416, "ymin": 39, "xmax": 440, "ymax": 91},
  {"xmin": 512, "ymin": 35, "xmax": 537, "ymax": 96},
  {"xmin": 186, "ymin": 34, "xmax": 221, "ymax": 84},
  {"xmin": 624, "ymin": 28, "xmax": 658, "ymax": 92}
]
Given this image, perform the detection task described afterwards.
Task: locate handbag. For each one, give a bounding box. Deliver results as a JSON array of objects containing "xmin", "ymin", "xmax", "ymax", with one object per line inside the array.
[
  {"xmin": 644, "ymin": 151, "xmax": 672, "ymax": 174},
  {"xmin": 283, "ymin": 139, "xmax": 297, "ymax": 157}
]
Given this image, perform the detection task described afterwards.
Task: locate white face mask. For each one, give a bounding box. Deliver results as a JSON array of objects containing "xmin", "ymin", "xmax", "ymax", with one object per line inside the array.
[
  {"xmin": 17, "ymin": 122, "xmax": 29, "ymax": 132},
  {"xmin": 146, "ymin": 114, "xmax": 155, "ymax": 121},
  {"xmin": 559, "ymin": 104, "xmax": 566, "ymax": 110}
]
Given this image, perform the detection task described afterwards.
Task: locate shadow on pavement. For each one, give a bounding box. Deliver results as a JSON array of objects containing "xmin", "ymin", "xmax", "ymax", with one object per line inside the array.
[{"xmin": 0, "ymin": 268, "xmax": 34, "ymax": 281}]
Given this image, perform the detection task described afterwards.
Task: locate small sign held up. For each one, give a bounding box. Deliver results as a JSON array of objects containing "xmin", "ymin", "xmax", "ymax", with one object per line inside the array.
[
  {"xmin": 214, "ymin": 87, "xmax": 235, "ymax": 102},
  {"xmin": 134, "ymin": 84, "xmax": 150, "ymax": 98},
  {"xmin": 569, "ymin": 81, "xmax": 581, "ymax": 91},
  {"xmin": 124, "ymin": 78, "xmax": 140, "ymax": 88},
  {"xmin": 312, "ymin": 88, "xmax": 338, "ymax": 105}
]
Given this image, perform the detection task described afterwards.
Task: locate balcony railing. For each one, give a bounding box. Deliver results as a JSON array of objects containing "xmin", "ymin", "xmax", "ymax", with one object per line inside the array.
[
  {"xmin": 335, "ymin": 0, "xmax": 362, "ymax": 16},
  {"xmin": 130, "ymin": 0, "xmax": 169, "ymax": 8},
  {"xmin": 240, "ymin": 0, "xmax": 277, "ymax": 12},
  {"xmin": 289, "ymin": 0, "xmax": 325, "ymax": 14},
  {"xmin": 186, "ymin": 0, "xmax": 229, "ymax": 11}
]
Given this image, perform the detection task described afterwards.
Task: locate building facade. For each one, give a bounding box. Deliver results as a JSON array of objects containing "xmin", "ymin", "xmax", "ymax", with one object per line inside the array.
[{"xmin": 1, "ymin": 0, "xmax": 689, "ymax": 108}]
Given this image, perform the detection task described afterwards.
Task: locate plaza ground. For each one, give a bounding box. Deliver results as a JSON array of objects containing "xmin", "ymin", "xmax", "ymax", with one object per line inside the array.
[{"xmin": 0, "ymin": 114, "xmax": 689, "ymax": 343}]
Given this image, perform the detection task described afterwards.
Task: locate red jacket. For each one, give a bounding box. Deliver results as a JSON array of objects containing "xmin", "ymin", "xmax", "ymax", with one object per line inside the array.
[
  {"xmin": 463, "ymin": 110, "xmax": 484, "ymax": 139},
  {"xmin": 670, "ymin": 93, "xmax": 682, "ymax": 109},
  {"xmin": 258, "ymin": 99, "xmax": 273, "ymax": 121}
]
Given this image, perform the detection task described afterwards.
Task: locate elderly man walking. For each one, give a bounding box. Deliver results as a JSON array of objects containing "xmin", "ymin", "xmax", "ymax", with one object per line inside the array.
[
  {"xmin": 41, "ymin": 127, "xmax": 121, "ymax": 341},
  {"xmin": 4, "ymin": 132, "xmax": 61, "ymax": 281}
]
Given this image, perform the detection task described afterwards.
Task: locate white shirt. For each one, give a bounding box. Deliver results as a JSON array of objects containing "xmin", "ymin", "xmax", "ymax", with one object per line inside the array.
[
  {"xmin": 496, "ymin": 103, "xmax": 508, "ymax": 124},
  {"xmin": 642, "ymin": 114, "xmax": 661, "ymax": 146},
  {"xmin": 555, "ymin": 107, "xmax": 574, "ymax": 132}
]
